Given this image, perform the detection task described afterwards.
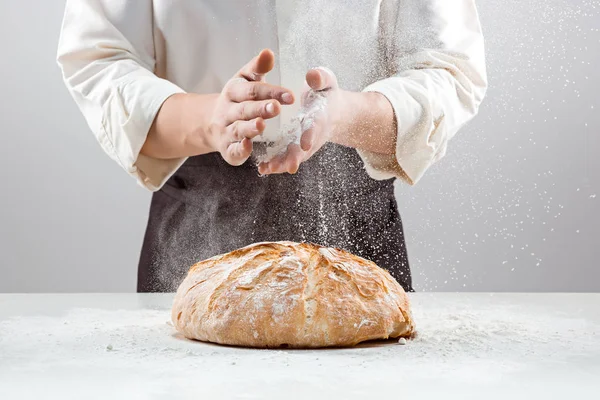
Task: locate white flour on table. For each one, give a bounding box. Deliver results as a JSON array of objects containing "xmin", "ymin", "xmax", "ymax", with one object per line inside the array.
[{"xmin": 1, "ymin": 296, "xmax": 599, "ymax": 398}]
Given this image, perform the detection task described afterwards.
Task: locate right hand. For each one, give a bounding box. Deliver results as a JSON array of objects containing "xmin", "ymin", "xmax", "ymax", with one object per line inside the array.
[{"xmin": 208, "ymin": 49, "xmax": 295, "ymax": 166}]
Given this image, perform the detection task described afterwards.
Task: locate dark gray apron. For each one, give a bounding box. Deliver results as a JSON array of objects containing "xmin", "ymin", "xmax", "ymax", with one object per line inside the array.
[{"xmin": 137, "ymin": 143, "xmax": 412, "ymax": 292}]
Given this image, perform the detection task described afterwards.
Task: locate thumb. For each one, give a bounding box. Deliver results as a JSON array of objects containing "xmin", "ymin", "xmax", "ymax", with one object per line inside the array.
[
  {"xmin": 305, "ymin": 67, "xmax": 338, "ymax": 91},
  {"xmin": 237, "ymin": 49, "xmax": 275, "ymax": 82}
]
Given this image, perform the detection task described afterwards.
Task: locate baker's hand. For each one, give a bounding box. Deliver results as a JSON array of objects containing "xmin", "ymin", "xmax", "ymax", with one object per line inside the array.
[
  {"xmin": 257, "ymin": 67, "xmax": 342, "ymax": 175},
  {"xmin": 209, "ymin": 49, "xmax": 295, "ymax": 166}
]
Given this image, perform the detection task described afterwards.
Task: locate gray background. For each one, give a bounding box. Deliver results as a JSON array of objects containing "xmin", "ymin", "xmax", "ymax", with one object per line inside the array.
[{"xmin": 0, "ymin": 0, "xmax": 598, "ymax": 293}]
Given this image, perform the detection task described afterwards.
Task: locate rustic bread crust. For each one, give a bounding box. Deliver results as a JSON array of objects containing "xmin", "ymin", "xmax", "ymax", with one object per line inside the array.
[{"xmin": 172, "ymin": 241, "xmax": 415, "ymax": 348}]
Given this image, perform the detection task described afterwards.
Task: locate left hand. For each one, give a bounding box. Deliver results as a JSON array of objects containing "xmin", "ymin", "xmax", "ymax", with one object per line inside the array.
[{"xmin": 257, "ymin": 67, "xmax": 342, "ymax": 175}]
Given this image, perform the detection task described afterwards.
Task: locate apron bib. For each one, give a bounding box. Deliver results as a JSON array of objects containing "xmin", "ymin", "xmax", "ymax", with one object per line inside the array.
[{"xmin": 137, "ymin": 143, "xmax": 412, "ymax": 292}]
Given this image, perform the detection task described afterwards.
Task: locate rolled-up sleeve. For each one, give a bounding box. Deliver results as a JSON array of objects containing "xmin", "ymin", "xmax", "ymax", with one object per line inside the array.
[
  {"xmin": 57, "ymin": 0, "xmax": 186, "ymax": 191},
  {"xmin": 358, "ymin": 0, "xmax": 488, "ymax": 185}
]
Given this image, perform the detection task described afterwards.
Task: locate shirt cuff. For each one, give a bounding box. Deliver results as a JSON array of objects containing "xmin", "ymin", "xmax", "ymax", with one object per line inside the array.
[
  {"xmin": 101, "ymin": 76, "xmax": 187, "ymax": 191},
  {"xmin": 355, "ymin": 149, "xmax": 414, "ymax": 185},
  {"xmin": 360, "ymin": 77, "xmax": 437, "ymax": 185}
]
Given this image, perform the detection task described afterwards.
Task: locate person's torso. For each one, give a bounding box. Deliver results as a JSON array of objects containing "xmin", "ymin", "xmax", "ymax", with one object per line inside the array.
[
  {"xmin": 151, "ymin": 0, "xmax": 394, "ymax": 133},
  {"xmin": 146, "ymin": 142, "xmax": 410, "ymax": 292},
  {"xmin": 137, "ymin": 1, "xmax": 413, "ymax": 292}
]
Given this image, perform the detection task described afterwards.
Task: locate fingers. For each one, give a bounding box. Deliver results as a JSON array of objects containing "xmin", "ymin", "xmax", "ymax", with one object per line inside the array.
[
  {"xmin": 259, "ymin": 144, "xmax": 305, "ymax": 175},
  {"xmin": 257, "ymin": 119, "xmax": 323, "ymax": 174},
  {"xmin": 227, "ymin": 117, "xmax": 265, "ymax": 142},
  {"xmin": 305, "ymin": 67, "xmax": 338, "ymax": 91},
  {"xmin": 226, "ymin": 81, "xmax": 294, "ymax": 104},
  {"xmin": 285, "ymin": 145, "xmax": 305, "ymax": 174},
  {"xmin": 225, "ymin": 138, "xmax": 254, "ymax": 166},
  {"xmin": 237, "ymin": 49, "xmax": 275, "ymax": 82},
  {"xmin": 227, "ymin": 100, "xmax": 280, "ymax": 124},
  {"xmin": 300, "ymin": 124, "xmax": 318, "ymax": 152},
  {"xmin": 221, "ymin": 118, "xmax": 264, "ymax": 167}
]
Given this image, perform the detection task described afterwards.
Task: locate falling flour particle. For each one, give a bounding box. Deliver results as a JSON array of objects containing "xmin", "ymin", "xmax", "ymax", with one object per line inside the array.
[
  {"xmin": 106, "ymin": 344, "xmax": 114, "ymax": 351},
  {"xmin": 253, "ymin": 90, "xmax": 328, "ymax": 164}
]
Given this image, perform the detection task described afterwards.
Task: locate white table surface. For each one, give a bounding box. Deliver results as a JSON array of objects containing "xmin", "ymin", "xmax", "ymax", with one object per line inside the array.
[{"xmin": 1, "ymin": 293, "xmax": 599, "ymax": 399}]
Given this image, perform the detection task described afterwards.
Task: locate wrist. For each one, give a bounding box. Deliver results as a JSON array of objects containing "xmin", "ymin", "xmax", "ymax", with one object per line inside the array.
[
  {"xmin": 330, "ymin": 91, "xmax": 397, "ymax": 154},
  {"xmin": 183, "ymin": 93, "xmax": 220, "ymax": 154},
  {"xmin": 328, "ymin": 89, "xmax": 353, "ymax": 144},
  {"xmin": 329, "ymin": 90, "xmax": 367, "ymax": 146}
]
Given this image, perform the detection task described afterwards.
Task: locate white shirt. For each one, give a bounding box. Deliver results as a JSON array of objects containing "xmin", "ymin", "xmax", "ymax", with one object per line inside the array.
[{"xmin": 57, "ymin": 0, "xmax": 487, "ymax": 191}]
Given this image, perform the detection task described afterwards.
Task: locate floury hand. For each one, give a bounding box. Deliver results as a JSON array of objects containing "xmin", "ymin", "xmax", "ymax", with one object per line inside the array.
[{"xmin": 258, "ymin": 67, "xmax": 342, "ymax": 175}]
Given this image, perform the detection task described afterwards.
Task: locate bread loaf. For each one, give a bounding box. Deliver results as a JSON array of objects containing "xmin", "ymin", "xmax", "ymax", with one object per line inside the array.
[{"xmin": 172, "ymin": 241, "xmax": 415, "ymax": 348}]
